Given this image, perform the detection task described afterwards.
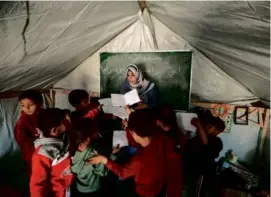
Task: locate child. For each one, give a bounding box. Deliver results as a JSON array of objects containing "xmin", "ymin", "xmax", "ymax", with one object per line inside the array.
[
  {"xmin": 71, "ymin": 119, "xmax": 118, "ymax": 197},
  {"xmin": 183, "ymin": 110, "xmax": 225, "ymax": 197},
  {"xmin": 30, "ymin": 108, "xmax": 73, "ymax": 197},
  {"xmin": 155, "ymin": 104, "xmax": 189, "ymax": 152},
  {"xmin": 68, "ymin": 89, "xmax": 102, "ymax": 123},
  {"xmin": 89, "ymin": 109, "xmax": 183, "ymax": 197},
  {"xmin": 14, "ymin": 90, "xmax": 44, "ymax": 175}
]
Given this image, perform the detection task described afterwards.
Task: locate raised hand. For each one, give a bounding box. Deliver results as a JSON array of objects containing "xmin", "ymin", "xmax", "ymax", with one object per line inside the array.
[{"xmin": 88, "ymin": 155, "xmax": 107, "ymax": 165}]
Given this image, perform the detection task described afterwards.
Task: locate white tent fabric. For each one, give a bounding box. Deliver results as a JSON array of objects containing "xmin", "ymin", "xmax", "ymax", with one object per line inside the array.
[
  {"xmin": 0, "ymin": 1, "xmax": 270, "ymax": 158},
  {"xmin": 148, "ymin": 1, "xmax": 270, "ymax": 102},
  {"xmin": 55, "ymin": 9, "xmax": 259, "ymax": 106},
  {"xmin": 0, "ymin": 1, "xmax": 138, "ymax": 91}
]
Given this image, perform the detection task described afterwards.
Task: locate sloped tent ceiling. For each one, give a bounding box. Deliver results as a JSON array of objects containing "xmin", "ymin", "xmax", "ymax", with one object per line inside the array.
[
  {"xmin": 0, "ymin": 1, "xmax": 139, "ymax": 91},
  {"xmin": 148, "ymin": 1, "xmax": 270, "ymax": 102},
  {"xmin": 0, "ymin": 1, "xmax": 269, "ymax": 103}
]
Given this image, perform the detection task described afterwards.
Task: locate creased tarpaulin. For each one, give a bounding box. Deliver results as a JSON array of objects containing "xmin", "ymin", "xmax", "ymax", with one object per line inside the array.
[{"xmin": 0, "ymin": 1, "xmax": 269, "ymax": 162}]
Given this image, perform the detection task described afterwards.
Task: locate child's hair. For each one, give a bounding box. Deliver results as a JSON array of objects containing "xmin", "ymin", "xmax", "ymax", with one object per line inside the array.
[
  {"xmin": 37, "ymin": 108, "xmax": 66, "ymax": 137},
  {"xmin": 128, "ymin": 108, "xmax": 157, "ymax": 137},
  {"xmin": 155, "ymin": 104, "xmax": 178, "ymax": 130},
  {"xmin": 90, "ymin": 97, "xmax": 100, "ymax": 105},
  {"xmin": 214, "ymin": 117, "xmax": 226, "ymax": 132},
  {"xmin": 198, "ymin": 109, "xmax": 225, "ymax": 133},
  {"xmin": 154, "ymin": 104, "xmax": 180, "ymax": 145},
  {"xmin": 72, "ymin": 119, "xmax": 97, "ymax": 145},
  {"xmin": 68, "ymin": 89, "xmax": 89, "ymax": 107},
  {"xmin": 18, "ymin": 90, "xmax": 43, "ymax": 106}
]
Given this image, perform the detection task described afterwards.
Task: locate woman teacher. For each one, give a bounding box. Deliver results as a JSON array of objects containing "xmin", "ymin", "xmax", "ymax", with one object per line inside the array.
[{"xmin": 120, "ymin": 64, "xmax": 158, "ymax": 108}]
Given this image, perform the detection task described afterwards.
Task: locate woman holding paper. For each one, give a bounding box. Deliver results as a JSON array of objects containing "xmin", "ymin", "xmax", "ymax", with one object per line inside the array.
[{"xmin": 120, "ymin": 64, "xmax": 158, "ymax": 108}]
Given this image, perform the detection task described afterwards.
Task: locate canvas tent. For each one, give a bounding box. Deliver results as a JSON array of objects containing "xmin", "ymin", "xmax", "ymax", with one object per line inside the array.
[{"xmin": 0, "ymin": 0, "xmax": 269, "ymax": 175}]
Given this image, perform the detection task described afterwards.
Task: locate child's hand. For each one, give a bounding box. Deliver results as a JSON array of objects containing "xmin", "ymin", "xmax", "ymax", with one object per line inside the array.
[
  {"xmin": 88, "ymin": 155, "xmax": 108, "ymax": 165},
  {"xmin": 191, "ymin": 118, "xmax": 200, "ymax": 127},
  {"xmin": 122, "ymin": 119, "xmax": 128, "ymax": 129},
  {"xmin": 97, "ymin": 105, "xmax": 103, "ymax": 111},
  {"xmin": 125, "ymin": 105, "xmax": 132, "ymax": 115},
  {"xmin": 136, "ymin": 103, "xmax": 148, "ymax": 109},
  {"xmin": 112, "ymin": 144, "xmax": 120, "ymax": 154}
]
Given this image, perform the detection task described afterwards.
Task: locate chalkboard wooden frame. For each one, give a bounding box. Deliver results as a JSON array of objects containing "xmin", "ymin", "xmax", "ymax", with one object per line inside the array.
[{"xmin": 100, "ymin": 51, "xmax": 192, "ymax": 110}]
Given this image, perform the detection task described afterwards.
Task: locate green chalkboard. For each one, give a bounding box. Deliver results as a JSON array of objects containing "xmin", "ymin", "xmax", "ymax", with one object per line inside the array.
[{"xmin": 100, "ymin": 52, "xmax": 192, "ymax": 110}]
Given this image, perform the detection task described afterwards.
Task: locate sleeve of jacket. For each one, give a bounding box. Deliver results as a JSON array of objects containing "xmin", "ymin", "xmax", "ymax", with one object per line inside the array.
[
  {"xmin": 105, "ymin": 154, "xmax": 141, "ymax": 179},
  {"xmin": 14, "ymin": 122, "xmax": 35, "ymax": 162},
  {"xmin": 82, "ymin": 108, "xmax": 100, "ymax": 119},
  {"xmin": 30, "ymin": 152, "xmax": 51, "ymax": 197},
  {"xmin": 165, "ymin": 138, "xmax": 183, "ymax": 197},
  {"xmin": 120, "ymin": 81, "xmax": 130, "ymax": 94}
]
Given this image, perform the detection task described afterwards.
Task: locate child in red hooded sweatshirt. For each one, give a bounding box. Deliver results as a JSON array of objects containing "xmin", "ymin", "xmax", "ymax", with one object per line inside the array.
[
  {"xmin": 30, "ymin": 108, "xmax": 74, "ymax": 197},
  {"xmin": 14, "ymin": 90, "xmax": 44, "ymax": 175}
]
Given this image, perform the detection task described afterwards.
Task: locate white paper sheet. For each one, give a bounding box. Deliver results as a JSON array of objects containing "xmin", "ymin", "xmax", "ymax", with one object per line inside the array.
[
  {"xmin": 111, "ymin": 89, "xmax": 140, "ymax": 107},
  {"xmin": 113, "ymin": 107, "xmax": 128, "ymax": 120},
  {"xmin": 176, "ymin": 112, "xmax": 198, "ymax": 132},
  {"xmin": 98, "ymin": 98, "xmax": 112, "ymax": 105},
  {"xmin": 124, "ymin": 89, "xmax": 140, "ymax": 106},
  {"xmin": 111, "ymin": 94, "xmax": 126, "ymax": 106},
  {"xmin": 113, "ymin": 130, "xmax": 128, "ymax": 148},
  {"xmin": 102, "ymin": 104, "xmax": 116, "ymax": 114}
]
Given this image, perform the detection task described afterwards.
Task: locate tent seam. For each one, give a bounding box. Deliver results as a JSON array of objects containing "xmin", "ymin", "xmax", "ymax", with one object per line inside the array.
[{"xmin": 52, "ymin": 16, "xmax": 139, "ymax": 87}]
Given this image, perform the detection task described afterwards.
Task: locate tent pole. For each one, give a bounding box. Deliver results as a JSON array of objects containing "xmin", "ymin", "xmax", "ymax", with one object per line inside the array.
[{"xmin": 138, "ymin": 0, "xmax": 146, "ymax": 11}]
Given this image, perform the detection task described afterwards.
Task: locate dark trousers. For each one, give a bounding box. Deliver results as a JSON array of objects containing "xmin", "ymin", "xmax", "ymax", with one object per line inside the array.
[
  {"xmin": 134, "ymin": 190, "xmax": 166, "ymax": 197},
  {"xmin": 186, "ymin": 173, "xmax": 219, "ymax": 197},
  {"xmin": 71, "ymin": 188, "xmax": 100, "ymax": 197}
]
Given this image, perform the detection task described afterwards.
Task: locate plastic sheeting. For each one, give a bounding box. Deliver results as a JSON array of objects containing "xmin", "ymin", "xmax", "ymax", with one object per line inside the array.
[
  {"xmin": 55, "ymin": 9, "xmax": 258, "ymax": 105},
  {"xmin": 0, "ymin": 1, "xmax": 138, "ymax": 91},
  {"xmin": 0, "ymin": 1, "xmax": 269, "ymax": 101},
  {"xmin": 148, "ymin": 1, "xmax": 270, "ymax": 102},
  {"xmin": 0, "ymin": 98, "xmax": 20, "ymax": 157}
]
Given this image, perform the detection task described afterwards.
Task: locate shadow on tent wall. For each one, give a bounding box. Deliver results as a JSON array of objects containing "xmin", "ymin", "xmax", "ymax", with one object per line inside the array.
[{"xmin": 0, "ymin": 150, "xmax": 29, "ymax": 194}]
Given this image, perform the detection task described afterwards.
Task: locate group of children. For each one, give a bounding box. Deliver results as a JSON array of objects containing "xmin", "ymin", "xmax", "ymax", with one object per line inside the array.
[{"xmin": 13, "ymin": 89, "xmax": 225, "ymax": 197}]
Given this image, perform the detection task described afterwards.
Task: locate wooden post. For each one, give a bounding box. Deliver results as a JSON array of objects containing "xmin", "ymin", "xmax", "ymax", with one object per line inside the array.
[
  {"xmin": 259, "ymin": 109, "xmax": 270, "ymax": 157},
  {"xmin": 138, "ymin": 0, "xmax": 146, "ymax": 11}
]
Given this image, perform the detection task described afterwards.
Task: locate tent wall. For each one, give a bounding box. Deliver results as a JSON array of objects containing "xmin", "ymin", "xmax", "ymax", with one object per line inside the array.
[
  {"xmin": 147, "ymin": 1, "xmax": 270, "ymax": 102},
  {"xmin": 55, "ymin": 9, "xmax": 258, "ymax": 104},
  {"xmin": 0, "ymin": 98, "xmax": 20, "ymax": 157},
  {"xmin": 0, "ymin": 1, "xmax": 138, "ymax": 91}
]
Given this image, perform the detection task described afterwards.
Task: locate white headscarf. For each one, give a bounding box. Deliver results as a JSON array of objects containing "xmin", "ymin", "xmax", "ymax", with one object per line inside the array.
[{"xmin": 126, "ymin": 64, "xmax": 154, "ymax": 95}]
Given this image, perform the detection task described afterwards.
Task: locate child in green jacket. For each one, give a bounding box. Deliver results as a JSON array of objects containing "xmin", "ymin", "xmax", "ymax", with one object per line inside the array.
[{"xmin": 71, "ymin": 119, "xmax": 118, "ymax": 197}]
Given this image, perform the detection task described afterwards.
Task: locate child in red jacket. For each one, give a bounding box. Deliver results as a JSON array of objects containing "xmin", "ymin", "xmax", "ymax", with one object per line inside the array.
[
  {"xmin": 30, "ymin": 108, "xmax": 74, "ymax": 197},
  {"xmin": 90, "ymin": 109, "xmax": 183, "ymax": 197},
  {"xmin": 68, "ymin": 89, "xmax": 102, "ymax": 123},
  {"xmin": 14, "ymin": 90, "xmax": 44, "ymax": 175}
]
